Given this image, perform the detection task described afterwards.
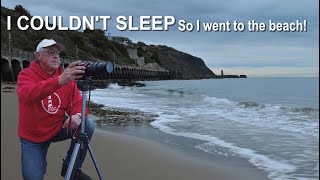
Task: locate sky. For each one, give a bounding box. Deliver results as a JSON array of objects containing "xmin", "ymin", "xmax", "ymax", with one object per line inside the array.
[{"xmin": 2, "ymin": 0, "xmax": 319, "ymax": 77}]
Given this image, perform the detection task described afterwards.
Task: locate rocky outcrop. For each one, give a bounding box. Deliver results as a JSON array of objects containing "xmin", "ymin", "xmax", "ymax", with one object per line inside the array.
[{"xmin": 88, "ymin": 102, "xmax": 158, "ymax": 127}]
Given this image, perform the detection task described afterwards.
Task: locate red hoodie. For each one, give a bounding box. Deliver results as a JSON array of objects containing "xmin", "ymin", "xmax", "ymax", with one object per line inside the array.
[{"xmin": 16, "ymin": 61, "xmax": 82, "ymax": 143}]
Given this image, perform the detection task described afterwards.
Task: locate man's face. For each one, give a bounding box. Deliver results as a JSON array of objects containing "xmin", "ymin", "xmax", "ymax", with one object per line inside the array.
[{"xmin": 37, "ymin": 45, "xmax": 61, "ymax": 73}]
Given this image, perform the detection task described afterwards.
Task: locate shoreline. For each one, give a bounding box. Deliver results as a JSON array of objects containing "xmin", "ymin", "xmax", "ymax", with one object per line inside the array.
[
  {"xmin": 68, "ymin": 89, "xmax": 270, "ymax": 180},
  {"xmin": 1, "ymin": 83, "xmax": 269, "ymax": 180}
]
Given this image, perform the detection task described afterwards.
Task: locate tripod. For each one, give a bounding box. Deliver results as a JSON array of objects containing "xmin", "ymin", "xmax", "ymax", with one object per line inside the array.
[{"xmin": 65, "ymin": 77, "xmax": 104, "ymax": 180}]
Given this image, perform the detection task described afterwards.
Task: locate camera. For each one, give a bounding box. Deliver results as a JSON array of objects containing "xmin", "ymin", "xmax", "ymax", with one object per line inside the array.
[{"xmin": 78, "ymin": 61, "xmax": 114, "ymax": 76}]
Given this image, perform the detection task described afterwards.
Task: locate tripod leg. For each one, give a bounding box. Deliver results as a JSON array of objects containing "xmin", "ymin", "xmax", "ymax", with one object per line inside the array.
[
  {"xmin": 65, "ymin": 143, "xmax": 81, "ymax": 180},
  {"xmin": 88, "ymin": 143, "xmax": 104, "ymax": 180}
]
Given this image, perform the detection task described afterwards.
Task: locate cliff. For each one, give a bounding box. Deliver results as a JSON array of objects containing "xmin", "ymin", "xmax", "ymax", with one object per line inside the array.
[{"xmin": 141, "ymin": 45, "xmax": 216, "ymax": 79}]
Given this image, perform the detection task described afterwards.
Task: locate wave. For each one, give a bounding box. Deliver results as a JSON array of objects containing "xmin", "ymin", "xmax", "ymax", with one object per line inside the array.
[
  {"xmin": 202, "ymin": 96, "xmax": 234, "ymax": 106},
  {"xmin": 237, "ymin": 102, "xmax": 266, "ymax": 109},
  {"xmin": 166, "ymin": 89, "xmax": 185, "ymax": 95},
  {"xmin": 107, "ymin": 83, "xmax": 124, "ymax": 90},
  {"xmin": 236, "ymin": 101, "xmax": 318, "ymax": 115},
  {"xmin": 280, "ymin": 106, "xmax": 319, "ymax": 114}
]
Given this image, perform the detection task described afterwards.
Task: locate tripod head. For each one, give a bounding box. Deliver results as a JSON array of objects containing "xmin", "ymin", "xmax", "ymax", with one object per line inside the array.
[{"xmin": 77, "ymin": 76, "xmax": 92, "ymax": 92}]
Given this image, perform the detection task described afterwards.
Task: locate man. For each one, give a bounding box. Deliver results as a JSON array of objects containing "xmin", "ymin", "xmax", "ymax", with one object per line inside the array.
[{"xmin": 16, "ymin": 39, "xmax": 94, "ymax": 180}]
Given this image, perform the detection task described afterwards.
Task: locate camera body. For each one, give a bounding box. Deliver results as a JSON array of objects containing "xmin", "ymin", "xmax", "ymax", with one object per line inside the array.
[{"xmin": 77, "ymin": 61, "xmax": 114, "ymax": 76}]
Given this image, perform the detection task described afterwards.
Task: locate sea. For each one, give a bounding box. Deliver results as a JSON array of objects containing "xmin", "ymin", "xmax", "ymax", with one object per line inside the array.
[{"xmin": 89, "ymin": 77, "xmax": 319, "ymax": 180}]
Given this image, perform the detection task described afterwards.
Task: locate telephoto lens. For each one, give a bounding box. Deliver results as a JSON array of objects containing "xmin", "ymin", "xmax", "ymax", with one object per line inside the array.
[{"xmin": 78, "ymin": 61, "xmax": 114, "ymax": 76}]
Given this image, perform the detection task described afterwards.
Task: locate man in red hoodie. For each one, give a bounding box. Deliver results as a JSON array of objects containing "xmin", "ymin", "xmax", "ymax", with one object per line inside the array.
[{"xmin": 16, "ymin": 39, "xmax": 94, "ymax": 180}]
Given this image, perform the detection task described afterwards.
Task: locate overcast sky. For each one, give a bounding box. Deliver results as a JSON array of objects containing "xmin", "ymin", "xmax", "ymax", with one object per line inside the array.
[{"xmin": 2, "ymin": 0, "xmax": 319, "ymax": 77}]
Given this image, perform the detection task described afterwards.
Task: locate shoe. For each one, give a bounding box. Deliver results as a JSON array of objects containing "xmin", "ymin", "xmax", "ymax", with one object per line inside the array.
[
  {"xmin": 73, "ymin": 169, "xmax": 92, "ymax": 180},
  {"xmin": 61, "ymin": 159, "xmax": 92, "ymax": 180}
]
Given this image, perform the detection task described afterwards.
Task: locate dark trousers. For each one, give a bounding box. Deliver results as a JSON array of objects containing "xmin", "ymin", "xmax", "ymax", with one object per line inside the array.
[{"xmin": 20, "ymin": 118, "xmax": 95, "ymax": 180}]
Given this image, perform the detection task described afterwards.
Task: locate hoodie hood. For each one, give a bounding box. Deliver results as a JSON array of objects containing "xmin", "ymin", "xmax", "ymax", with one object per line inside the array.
[{"xmin": 29, "ymin": 61, "xmax": 63, "ymax": 80}]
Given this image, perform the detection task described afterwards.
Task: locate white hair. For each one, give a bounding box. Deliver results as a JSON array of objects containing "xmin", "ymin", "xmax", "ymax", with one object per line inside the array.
[{"xmin": 35, "ymin": 47, "xmax": 45, "ymax": 61}]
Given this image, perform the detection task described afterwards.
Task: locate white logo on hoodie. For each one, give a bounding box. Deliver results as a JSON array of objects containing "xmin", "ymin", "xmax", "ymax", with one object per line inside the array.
[{"xmin": 41, "ymin": 92, "xmax": 61, "ymax": 114}]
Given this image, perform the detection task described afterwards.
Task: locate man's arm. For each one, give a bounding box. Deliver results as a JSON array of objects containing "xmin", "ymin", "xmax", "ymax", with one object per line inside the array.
[{"xmin": 17, "ymin": 60, "xmax": 86, "ymax": 103}]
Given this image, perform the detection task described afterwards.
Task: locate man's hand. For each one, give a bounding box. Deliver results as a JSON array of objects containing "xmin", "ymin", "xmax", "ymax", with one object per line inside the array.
[
  {"xmin": 58, "ymin": 60, "xmax": 86, "ymax": 85},
  {"xmin": 62, "ymin": 114, "xmax": 81, "ymax": 129}
]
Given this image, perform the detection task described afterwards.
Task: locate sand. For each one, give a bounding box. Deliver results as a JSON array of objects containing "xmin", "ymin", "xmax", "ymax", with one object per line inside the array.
[{"xmin": 1, "ymin": 83, "xmax": 268, "ymax": 180}]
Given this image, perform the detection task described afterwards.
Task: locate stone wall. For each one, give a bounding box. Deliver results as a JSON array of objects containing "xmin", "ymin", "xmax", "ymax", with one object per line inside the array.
[
  {"xmin": 127, "ymin": 48, "xmax": 145, "ymax": 67},
  {"xmin": 127, "ymin": 48, "xmax": 139, "ymax": 59},
  {"xmin": 136, "ymin": 57, "xmax": 145, "ymax": 66}
]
